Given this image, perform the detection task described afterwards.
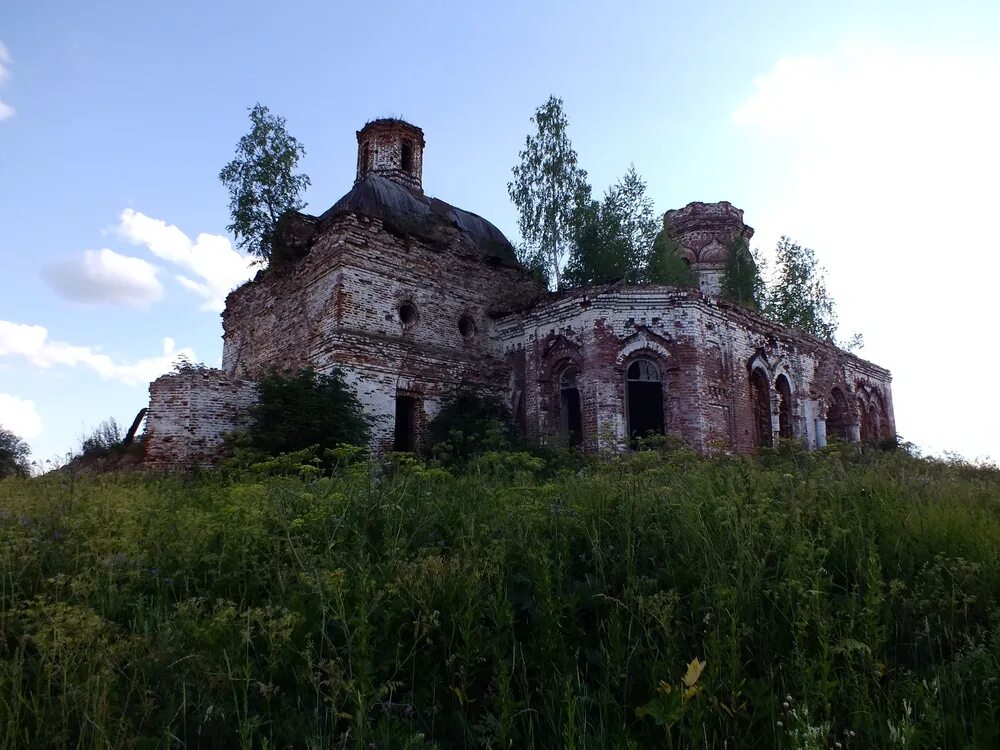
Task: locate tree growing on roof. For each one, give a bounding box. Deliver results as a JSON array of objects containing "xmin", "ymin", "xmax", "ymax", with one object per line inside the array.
[
  {"xmin": 563, "ymin": 166, "xmax": 659, "ymax": 287},
  {"xmin": 219, "ymin": 103, "xmax": 311, "ymax": 263},
  {"xmin": 508, "ymin": 96, "xmax": 591, "ymax": 287},
  {"xmin": 763, "ymin": 236, "xmax": 838, "ymax": 340}
]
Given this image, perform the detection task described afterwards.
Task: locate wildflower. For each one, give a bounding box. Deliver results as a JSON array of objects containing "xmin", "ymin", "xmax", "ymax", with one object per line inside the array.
[
  {"xmin": 20, "ymin": 514, "xmax": 31, "ymax": 527},
  {"xmin": 776, "ymin": 721, "xmax": 784, "ymax": 729},
  {"xmin": 53, "ymin": 530, "xmax": 63, "ymax": 541},
  {"xmin": 163, "ymin": 577, "xmax": 174, "ymax": 586},
  {"xmin": 782, "ymin": 701, "xmax": 790, "ymax": 710},
  {"xmin": 150, "ymin": 567, "xmax": 159, "ymax": 577}
]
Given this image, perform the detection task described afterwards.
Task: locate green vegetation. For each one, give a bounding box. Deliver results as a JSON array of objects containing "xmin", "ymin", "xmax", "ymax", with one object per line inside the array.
[
  {"xmin": 239, "ymin": 367, "xmax": 371, "ymax": 462},
  {"xmin": 763, "ymin": 236, "xmax": 839, "ymax": 341},
  {"xmin": 426, "ymin": 389, "xmax": 515, "ymax": 468},
  {"xmin": 0, "ymin": 427, "xmax": 31, "ymax": 479},
  {"xmin": 563, "ymin": 167, "xmax": 660, "ymax": 287},
  {"xmin": 721, "ymin": 237, "xmax": 766, "ymax": 310},
  {"xmin": 2, "ymin": 444, "xmax": 999, "ymax": 748},
  {"xmin": 508, "ymin": 96, "xmax": 591, "ymax": 287},
  {"xmin": 219, "ymin": 103, "xmax": 311, "ymax": 263}
]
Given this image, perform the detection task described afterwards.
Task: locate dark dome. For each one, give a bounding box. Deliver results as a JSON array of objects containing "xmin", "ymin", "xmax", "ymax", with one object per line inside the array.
[{"xmin": 319, "ymin": 174, "xmax": 519, "ymax": 267}]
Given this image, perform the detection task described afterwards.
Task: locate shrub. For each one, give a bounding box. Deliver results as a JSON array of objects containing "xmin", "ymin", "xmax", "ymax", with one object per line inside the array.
[
  {"xmin": 79, "ymin": 418, "xmax": 122, "ymax": 459},
  {"xmin": 427, "ymin": 388, "xmax": 516, "ymax": 466},
  {"xmin": 247, "ymin": 367, "xmax": 370, "ymax": 458}
]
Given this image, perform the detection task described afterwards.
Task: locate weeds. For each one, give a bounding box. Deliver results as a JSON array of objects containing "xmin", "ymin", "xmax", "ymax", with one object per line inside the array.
[{"xmin": 0, "ymin": 446, "xmax": 998, "ymax": 747}]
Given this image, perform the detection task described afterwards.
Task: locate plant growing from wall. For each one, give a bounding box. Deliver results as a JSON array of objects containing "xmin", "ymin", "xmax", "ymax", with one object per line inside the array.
[
  {"xmin": 720, "ymin": 237, "xmax": 766, "ymax": 309},
  {"xmin": 763, "ymin": 236, "xmax": 839, "ymax": 341},
  {"xmin": 563, "ymin": 166, "xmax": 659, "ymax": 287},
  {"xmin": 645, "ymin": 231, "xmax": 697, "ymax": 287},
  {"xmin": 219, "ymin": 103, "xmax": 311, "ymax": 263},
  {"xmin": 508, "ymin": 96, "xmax": 591, "ymax": 287}
]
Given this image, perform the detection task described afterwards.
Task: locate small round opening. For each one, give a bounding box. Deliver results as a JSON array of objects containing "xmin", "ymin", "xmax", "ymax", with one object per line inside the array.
[
  {"xmin": 398, "ymin": 302, "xmax": 418, "ymax": 327},
  {"xmin": 458, "ymin": 314, "xmax": 477, "ymax": 339}
]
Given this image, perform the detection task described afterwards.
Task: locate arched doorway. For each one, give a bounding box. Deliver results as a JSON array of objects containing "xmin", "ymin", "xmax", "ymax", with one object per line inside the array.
[
  {"xmin": 775, "ymin": 374, "xmax": 793, "ymax": 440},
  {"xmin": 559, "ymin": 365, "xmax": 583, "ymax": 447},
  {"xmin": 626, "ymin": 358, "xmax": 665, "ymax": 442},
  {"xmin": 750, "ymin": 369, "xmax": 773, "ymax": 447},
  {"xmin": 826, "ymin": 388, "xmax": 850, "ymax": 441}
]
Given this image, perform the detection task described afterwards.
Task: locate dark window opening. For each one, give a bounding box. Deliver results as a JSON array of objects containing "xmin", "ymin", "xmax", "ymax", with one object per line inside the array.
[
  {"xmin": 826, "ymin": 388, "xmax": 850, "ymax": 441},
  {"xmin": 398, "ymin": 301, "xmax": 417, "ymax": 327},
  {"xmin": 627, "ymin": 359, "xmax": 665, "ymax": 443},
  {"xmin": 776, "ymin": 374, "xmax": 792, "ymax": 440},
  {"xmin": 750, "ymin": 369, "xmax": 772, "ymax": 448},
  {"xmin": 559, "ymin": 366, "xmax": 583, "ymax": 447},
  {"xmin": 401, "ymin": 141, "xmax": 413, "ymax": 173},
  {"xmin": 394, "ymin": 395, "xmax": 418, "ymax": 452},
  {"xmin": 458, "ymin": 314, "xmax": 476, "ymax": 339},
  {"xmin": 361, "ymin": 142, "xmax": 371, "ymax": 172}
]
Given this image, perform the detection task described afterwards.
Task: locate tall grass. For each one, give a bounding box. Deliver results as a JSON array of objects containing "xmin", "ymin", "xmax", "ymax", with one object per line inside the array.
[{"xmin": 1, "ymin": 444, "xmax": 998, "ymax": 748}]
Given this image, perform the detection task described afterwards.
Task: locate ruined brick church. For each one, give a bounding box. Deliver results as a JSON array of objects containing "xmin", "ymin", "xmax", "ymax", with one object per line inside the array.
[{"xmin": 144, "ymin": 118, "xmax": 894, "ymax": 467}]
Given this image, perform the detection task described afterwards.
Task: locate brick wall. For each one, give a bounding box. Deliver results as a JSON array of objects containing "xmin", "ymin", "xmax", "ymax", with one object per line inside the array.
[
  {"xmin": 144, "ymin": 369, "xmax": 257, "ymax": 469},
  {"xmin": 498, "ymin": 285, "xmax": 894, "ymax": 453}
]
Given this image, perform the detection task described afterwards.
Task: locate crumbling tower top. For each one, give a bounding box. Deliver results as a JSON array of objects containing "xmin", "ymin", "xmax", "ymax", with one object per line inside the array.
[
  {"xmin": 356, "ymin": 118, "xmax": 425, "ymax": 192},
  {"xmin": 660, "ymin": 201, "xmax": 754, "ymax": 297}
]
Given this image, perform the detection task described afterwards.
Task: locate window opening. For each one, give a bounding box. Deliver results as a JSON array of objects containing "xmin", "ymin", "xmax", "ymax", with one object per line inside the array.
[
  {"xmin": 775, "ymin": 374, "xmax": 792, "ymax": 440},
  {"xmin": 361, "ymin": 142, "xmax": 371, "ymax": 172},
  {"xmin": 398, "ymin": 301, "xmax": 418, "ymax": 328},
  {"xmin": 826, "ymin": 388, "xmax": 850, "ymax": 441},
  {"xmin": 559, "ymin": 366, "xmax": 583, "ymax": 447},
  {"xmin": 401, "ymin": 141, "xmax": 413, "ymax": 173},
  {"xmin": 626, "ymin": 358, "xmax": 665, "ymax": 443},
  {"xmin": 750, "ymin": 369, "xmax": 772, "ymax": 448},
  {"xmin": 458, "ymin": 315, "xmax": 477, "ymax": 339},
  {"xmin": 394, "ymin": 395, "xmax": 418, "ymax": 452}
]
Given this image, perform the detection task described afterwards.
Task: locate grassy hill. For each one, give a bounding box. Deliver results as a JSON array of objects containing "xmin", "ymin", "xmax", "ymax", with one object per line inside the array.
[{"xmin": 1, "ymin": 443, "xmax": 998, "ymax": 748}]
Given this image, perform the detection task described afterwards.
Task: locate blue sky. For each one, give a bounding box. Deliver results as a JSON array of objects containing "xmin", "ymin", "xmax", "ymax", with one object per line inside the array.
[{"xmin": 2, "ymin": 0, "xmax": 999, "ymax": 464}]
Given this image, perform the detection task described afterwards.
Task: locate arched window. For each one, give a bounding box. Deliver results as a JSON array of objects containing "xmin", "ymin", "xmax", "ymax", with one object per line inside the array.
[
  {"xmin": 626, "ymin": 358, "xmax": 665, "ymax": 441},
  {"xmin": 826, "ymin": 387, "xmax": 850, "ymax": 441},
  {"xmin": 775, "ymin": 374, "xmax": 793, "ymax": 440},
  {"xmin": 750, "ymin": 369, "xmax": 772, "ymax": 448},
  {"xmin": 559, "ymin": 365, "xmax": 583, "ymax": 447}
]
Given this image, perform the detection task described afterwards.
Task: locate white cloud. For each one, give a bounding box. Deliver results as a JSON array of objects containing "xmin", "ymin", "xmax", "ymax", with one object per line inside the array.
[
  {"xmin": 0, "ymin": 393, "xmax": 43, "ymax": 440},
  {"xmin": 42, "ymin": 248, "xmax": 164, "ymax": 309},
  {"xmin": 734, "ymin": 42, "xmax": 1000, "ymax": 462},
  {"xmin": 118, "ymin": 209, "xmax": 256, "ymax": 312},
  {"xmin": 0, "ymin": 320, "xmax": 194, "ymax": 386}
]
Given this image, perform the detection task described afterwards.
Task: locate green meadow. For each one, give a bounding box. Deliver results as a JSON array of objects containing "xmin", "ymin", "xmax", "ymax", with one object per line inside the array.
[{"xmin": 2, "ymin": 444, "xmax": 999, "ymax": 748}]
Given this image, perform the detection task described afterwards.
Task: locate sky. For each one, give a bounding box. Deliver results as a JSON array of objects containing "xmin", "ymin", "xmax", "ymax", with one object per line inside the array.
[{"xmin": 1, "ymin": 0, "xmax": 999, "ymax": 466}]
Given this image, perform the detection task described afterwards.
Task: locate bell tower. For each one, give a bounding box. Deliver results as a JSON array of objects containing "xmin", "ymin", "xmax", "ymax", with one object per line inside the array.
[{"xmin": 356, "ymin": 118, "xmax": 425, "ymax": 192}]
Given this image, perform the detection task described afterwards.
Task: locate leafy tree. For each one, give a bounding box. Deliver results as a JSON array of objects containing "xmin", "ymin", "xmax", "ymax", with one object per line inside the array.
[
  {"xmin": 0, "ymin": 426, "xmax": 31, "ymax": 478},
  {"xmin": 563, "ymin": 166, "xmax": 658, "ymax": 287},
  {"xmin": 248, "ymin": 368, "xmax": 369, "ymax": 456},
  {"xmin": 219, "ymin": 103, "xmax": 311, "ymax": 263},
  {"xmin": 764, "ymin": 236, "xmax": 838, "ymax": 340},
  {"xmin": 645, "ymin": 231, "xmax": 697, "ymax": 287},
  {"xmin": 508, "ymin": 96, "xmax": 590, "ymax": 287},
  {"xmin": 721, "ymin": 237, "xmax": 766, "ymax": 309},
  {"xmin": 427, "ymin": 389, "xmax": 515, "ymax": 467}
]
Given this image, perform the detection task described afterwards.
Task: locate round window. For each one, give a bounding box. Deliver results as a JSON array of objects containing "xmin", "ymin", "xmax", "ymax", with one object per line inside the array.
[
  {"xmin": 458, "ymin": 314, "xmax": 477, "ymax": 339},
  {"xmin": 398, "ymin": 301, "xmax": 418, "ymax": 327}
]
